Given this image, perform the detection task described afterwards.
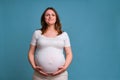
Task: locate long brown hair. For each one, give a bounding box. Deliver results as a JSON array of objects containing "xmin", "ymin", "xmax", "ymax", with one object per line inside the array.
[{"xmin": 40, "ymin": 7, "xmax": 63, "ymax": 35}]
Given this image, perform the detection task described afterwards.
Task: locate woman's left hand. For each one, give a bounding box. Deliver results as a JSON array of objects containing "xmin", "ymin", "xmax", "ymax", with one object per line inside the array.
[{"xmin": 51, "ymin": 65, "xmax": 67, "ymax": 76}]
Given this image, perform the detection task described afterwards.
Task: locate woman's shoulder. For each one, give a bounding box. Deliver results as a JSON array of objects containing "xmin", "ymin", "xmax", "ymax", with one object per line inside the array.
[
  {"xmin": 62, "ymin": 31, "xmax": 68, "ymax": 36},
  {"xmin": 33, "ymin": 29, "xmax": 42, "ymax": 34},
  {"xmin": 60, "ymin": 31, "xmax": 69, "ymax": 38}
]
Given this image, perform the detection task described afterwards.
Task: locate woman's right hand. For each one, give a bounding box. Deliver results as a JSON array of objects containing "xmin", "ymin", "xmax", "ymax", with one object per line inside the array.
[{"xmin": 33, "ymin": 66, "xmax": 49, "ymax": 76}]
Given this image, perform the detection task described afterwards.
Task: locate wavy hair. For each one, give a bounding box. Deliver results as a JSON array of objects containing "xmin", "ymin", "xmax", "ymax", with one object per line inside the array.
[{"xmin": 40, "ymin": 7, "xmax": 63, "ymax": 35}]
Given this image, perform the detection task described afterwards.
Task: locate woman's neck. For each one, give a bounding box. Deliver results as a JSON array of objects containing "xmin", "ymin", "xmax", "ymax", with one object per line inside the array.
[{"xmin": 47, "ymin": 25, "xmax": 56, "ymax": 31}]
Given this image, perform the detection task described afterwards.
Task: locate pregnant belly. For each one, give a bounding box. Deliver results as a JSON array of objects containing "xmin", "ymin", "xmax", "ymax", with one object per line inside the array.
[{"xmin": 35, "ymin": 51, "xmax": 65, "ymax": 73}]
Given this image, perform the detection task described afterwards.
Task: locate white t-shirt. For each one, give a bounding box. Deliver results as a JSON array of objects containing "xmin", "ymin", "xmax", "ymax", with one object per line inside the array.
[{"xmin": 30, "ymin": 30, "xmax": 71, "ymax": 73}]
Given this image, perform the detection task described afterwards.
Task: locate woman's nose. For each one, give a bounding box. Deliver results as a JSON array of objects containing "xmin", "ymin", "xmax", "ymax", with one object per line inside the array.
[{"xmin": 49, "ymin": 15, "xmax": 52, "ymax": 18}]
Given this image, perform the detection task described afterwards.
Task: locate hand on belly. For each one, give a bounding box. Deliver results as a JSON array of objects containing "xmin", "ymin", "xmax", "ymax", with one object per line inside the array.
[{"xmin": 35, "ymin": 55, "xmax": 65, "ymax": 73}]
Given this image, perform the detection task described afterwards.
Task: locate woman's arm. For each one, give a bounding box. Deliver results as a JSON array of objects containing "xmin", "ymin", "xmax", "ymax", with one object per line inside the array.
[
  {"xmin": 52, "ymin": 46, "xmax": 73, "ymax": 76},
  {"xmin": 64, "ymin": 46, "xmax": 73, "ymax": 69},
  {"xmin": 28, "ymin": 45, "xmax": 49, "ymax": 76},
  {"xmin": 28, "ymin": 45, "xmax": 36, "ymax": 69}
]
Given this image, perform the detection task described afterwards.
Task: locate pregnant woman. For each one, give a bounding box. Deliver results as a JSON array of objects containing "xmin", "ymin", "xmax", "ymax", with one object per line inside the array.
[{"xmin": 28, "ymin": 7, "xmax": 73, "ymax": 80}]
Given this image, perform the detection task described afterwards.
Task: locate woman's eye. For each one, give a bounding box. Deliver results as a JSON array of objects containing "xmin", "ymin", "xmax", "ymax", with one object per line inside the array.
[
  {"xmin": 45, "ymin": 14, "xmax": 55, "ymax": 17},
  {"xmin": 52, "ymin": 14, "xmax": 55, "ymax": 16},
  {"xmin": 45, "ymin": 14, "xmax": 49, "ymax": 16}
]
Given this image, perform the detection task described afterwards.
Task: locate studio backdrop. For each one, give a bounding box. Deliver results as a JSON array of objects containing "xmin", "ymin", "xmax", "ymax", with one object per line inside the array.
[{"xmin": 0, "ymin": 0, "xmax": 120, "ymax": 80}]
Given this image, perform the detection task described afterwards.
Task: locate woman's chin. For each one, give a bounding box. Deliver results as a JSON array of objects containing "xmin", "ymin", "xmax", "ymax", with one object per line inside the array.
[{"xmin": 47, "ymin": 22, "xmax": 56, "ymax": 26}]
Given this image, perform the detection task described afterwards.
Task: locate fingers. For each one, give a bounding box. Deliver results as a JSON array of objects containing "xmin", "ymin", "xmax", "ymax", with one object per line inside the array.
[
  {"xmin": 36, "ymin": 66, "xmax": 43, "ymax": 70},
  {"xmin": 39, "ymin": 70, "xmax": 49, "ymax": 76},
  {"xmin": 52, "ymin": 66, "xmax": 66, "ymax": 76},
  {"xmin": 33, "ymin": 65, "xmax": 66, "ymax": 76},
  {"xmin": 58, "ymin": 65, "xmax": 64, "ymax": 69},
  {"xmin": 33, "ymin": 66, "xmax": 49, "ymax": 76},
  {"xmin": 34, "ymin": 66, "xmax": 42, "ymax": 72}
]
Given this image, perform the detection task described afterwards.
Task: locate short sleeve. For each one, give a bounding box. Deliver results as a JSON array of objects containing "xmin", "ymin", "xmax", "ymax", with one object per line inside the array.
[
  {"xmin": 64, "ymin": 32, "xmax": 71, "ymax": 47},
  {"xmin": 30, "ymin": 31, "xmax": 38, "ymax": 46}
]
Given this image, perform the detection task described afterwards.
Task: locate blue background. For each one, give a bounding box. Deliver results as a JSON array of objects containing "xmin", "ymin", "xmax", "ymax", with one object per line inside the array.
[{"xmin": 0, "ymin": 0, "xmax": 120, "ymax": 80}]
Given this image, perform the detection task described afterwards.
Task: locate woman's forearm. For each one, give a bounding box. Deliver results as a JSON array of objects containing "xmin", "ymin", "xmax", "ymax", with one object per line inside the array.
[
  {"xmin": 64, "ymin": 52, "xmax": 73, "ymax": 69},
  {"xmin": 28, "ymin": 52, "xmax": 36, "ymax": 68}
]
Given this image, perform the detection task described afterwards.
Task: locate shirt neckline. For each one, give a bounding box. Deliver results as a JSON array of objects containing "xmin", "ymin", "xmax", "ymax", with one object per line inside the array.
[{"xmin": 38, "ymin": 30, "xmax": 64, "ymax": 39}]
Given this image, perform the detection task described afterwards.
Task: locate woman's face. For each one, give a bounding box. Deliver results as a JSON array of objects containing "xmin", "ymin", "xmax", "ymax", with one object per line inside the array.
[{"xmin": 44, "ymin": 9, "xmax": 56, "ymax": 26}]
